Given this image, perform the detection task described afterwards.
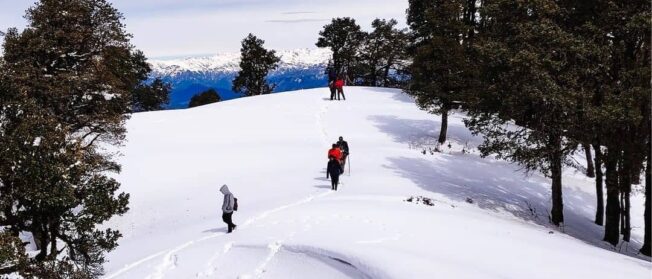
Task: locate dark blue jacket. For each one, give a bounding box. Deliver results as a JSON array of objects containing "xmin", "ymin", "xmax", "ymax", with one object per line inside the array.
[
  {"xmin": 328, "ymin": 69, "xmax": 337, "ymax": 82},
  {"xmin": 337, "ymin": 140, "xmax": 349, "ymax": 154}
]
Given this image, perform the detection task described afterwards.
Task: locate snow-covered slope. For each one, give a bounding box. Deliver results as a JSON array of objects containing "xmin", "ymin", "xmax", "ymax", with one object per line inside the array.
[{"xmin": 103, "ymin": 87, "xmax": 651, "ymax": 279}]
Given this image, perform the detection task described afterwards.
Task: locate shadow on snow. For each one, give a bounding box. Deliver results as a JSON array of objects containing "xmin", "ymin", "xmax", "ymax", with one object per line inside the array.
[{"xmin": 370, "ymin": 113, "xmax": 647, "ymax": 260}]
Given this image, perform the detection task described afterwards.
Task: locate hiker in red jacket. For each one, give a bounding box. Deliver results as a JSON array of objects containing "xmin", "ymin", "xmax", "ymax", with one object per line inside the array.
[
  {"xmin": 328, "ymin": 144, "xmax": 342, "ymax": 162},
  {"xmin": 335, "ymin": 75, "xmax": 346, "ymax": 100}
]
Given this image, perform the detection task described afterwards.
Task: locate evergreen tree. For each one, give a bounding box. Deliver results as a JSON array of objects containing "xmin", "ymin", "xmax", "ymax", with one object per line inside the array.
[
  {"xmin": 0, "ymin": 0, "xmax": 140, "ymax": 276},
  {"xmin": 189, "ymin": 88, "xmax": 221, "ymax": 108},
  {"xmin": 406, "ymin": 0, "xmax": 479, "ymax": 144},
  {"xmin": 316, "ymin": 17, "xmax": 366, "ymax": 81},
  {"xmin": 465, "ymin": 0, "xmax": 596, "ymax": 226},
  {"xmin": 556, "ymin": 0, "xmax": 650, "ymax": 246},
  {"xmin": 642, "ymin": 134, "xmax": 651, "ymax": 256},
  {"xmin": 0, "ymin": 231, "xmax": 28, "ymax": 274},
  {"xmin": 404, "ymin": 0, "xmax": 650, "ymax": 250},
  {"xmin": 588, "ymin": 0, "xmax": 650, "ymax": 246},
  {"xmin": 232, "ymin": 34, "xmax": 280, "ymax": 97},
  {"xmin": 358, "ymin": 19, "xmax": 409, "ymax": 87},
  {"xmin": 132, "ymin": 77, "xmax": 171, "ymax": 112}
]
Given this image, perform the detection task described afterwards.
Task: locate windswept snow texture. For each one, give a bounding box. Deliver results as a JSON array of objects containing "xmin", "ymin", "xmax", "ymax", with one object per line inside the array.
[
  {"xmin": 103, "ymin": 87, "xmax": 651, "ymax": 279},
  {"xmin": 150, "ymin": 48, "xmax": 331, "ymax": 108}
]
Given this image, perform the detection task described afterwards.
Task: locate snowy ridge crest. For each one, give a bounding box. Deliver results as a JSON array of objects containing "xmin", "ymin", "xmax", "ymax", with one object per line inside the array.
[{"xmin": 150, "ymin": 48, "xmax": 332, "ymax": 76}]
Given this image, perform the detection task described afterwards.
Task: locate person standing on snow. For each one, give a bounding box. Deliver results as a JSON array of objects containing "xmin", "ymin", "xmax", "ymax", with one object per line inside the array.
[
  {"xmin": 337, "ymin": 136, "xmax": 349, "ymax": 167},
  {"xmin": 220, "ymin": 184, "xmax": 237, "ymax": 233},
  {"xmin": 335, "ymin": 75, "xmax": 346, "ymax": 100},
  {"xmin": 327, "ymin": 65, "xmax": 337, "ymax": 100},
  {"xmin": 326, "ymin": 156, "xmax": 343, "ymax": 190}
]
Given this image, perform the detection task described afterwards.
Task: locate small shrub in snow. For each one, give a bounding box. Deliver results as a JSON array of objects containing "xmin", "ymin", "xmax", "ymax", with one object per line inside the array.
[{"xmin": 406, "ymin": 196, "xmax": 435, "ymax": 206}]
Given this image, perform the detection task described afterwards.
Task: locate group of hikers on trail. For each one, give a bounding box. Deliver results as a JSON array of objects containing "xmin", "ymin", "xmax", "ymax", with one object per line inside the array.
[
  {"xmin": 218, "ymin": 70, "xmax": 350, "ymax": 233},
  {"xmin": 327, "ymin": 136, "xmax": 350, "ymax": 191},
  {"xmin": 219, "ymin": 137, "xmax": 350, "ymax": 233},
  {"xmin": 220, "ymin": 137, "xmax": 350, "ymax": 233},
  {"xmin": 327, "ymin": 67, "xmax": 346, "ymax": 101}
]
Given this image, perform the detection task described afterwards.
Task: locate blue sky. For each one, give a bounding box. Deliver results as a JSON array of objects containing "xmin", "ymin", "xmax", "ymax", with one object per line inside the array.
[{"xmin": 0, "ymin": 0, "xmax": 408, "ymax": 58}]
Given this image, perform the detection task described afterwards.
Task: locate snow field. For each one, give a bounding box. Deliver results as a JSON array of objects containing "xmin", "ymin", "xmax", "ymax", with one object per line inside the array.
[{"xmin": 102, "ymin": 87, "xmax": 651, "ymax": 278}]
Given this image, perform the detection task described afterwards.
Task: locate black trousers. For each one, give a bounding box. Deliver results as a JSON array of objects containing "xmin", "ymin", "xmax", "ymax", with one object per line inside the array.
[
  {"xmin": 337, "ymin": 87, "xmax": 345, "ymax": 100},
  {"xmin": 330, "ymin": 85, "xmax": 336, "ymax": 100},
  {"xmin": 330, "ymin": 176, "xmax": 340, "ymax": 190},
  {"xmin": 222, "ymin": 212, "xmax": 236, "ymax": 233}
]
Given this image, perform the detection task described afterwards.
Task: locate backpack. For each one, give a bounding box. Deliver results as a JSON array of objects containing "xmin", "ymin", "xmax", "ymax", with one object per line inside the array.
[{"xmin": 233, "ymin": 198, "xmax": 238, "ymax": 211}]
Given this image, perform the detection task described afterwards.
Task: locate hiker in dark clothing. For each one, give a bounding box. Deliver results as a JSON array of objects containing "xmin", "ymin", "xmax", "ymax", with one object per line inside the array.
[
  {"xmin": 220, "ymin": 184, "xmax": 237, "ymax": 233},
  {"xmin": 337, "ymin": 136, "xmax": 349, "ymax": 168},
  {"xmin": 326, "ymin": 156, "xmax": 343, "ymax": 190},
  {"xmin": 327, "ymin": 66, "xmax": 337, "ymax": 100}
]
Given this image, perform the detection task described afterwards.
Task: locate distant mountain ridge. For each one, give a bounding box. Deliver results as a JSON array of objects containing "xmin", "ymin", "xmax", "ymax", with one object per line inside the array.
[{"xmin": 149, "ymin": 48, "xmax": 332, "ymax": 108}]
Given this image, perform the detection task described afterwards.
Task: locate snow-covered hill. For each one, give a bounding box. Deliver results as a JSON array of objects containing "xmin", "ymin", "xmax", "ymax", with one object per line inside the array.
[
  {"xmin": 103, "ymin": 87, "xmax": 651, "ymax": 279},
  {"xmin": 149, "ymin": 49, "xmax": 332, "ymax": 108}
]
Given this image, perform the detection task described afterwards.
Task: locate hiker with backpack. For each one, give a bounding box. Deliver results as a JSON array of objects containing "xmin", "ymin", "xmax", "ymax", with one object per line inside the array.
[
  {"xmin": 326, "ymin": 156, "xmax": 343, "ymax": 190},
  {"xmin": 328, "ymin": 143, "xmax": 342, "ymax": 164},
  {"xmin": 337, "ymin": 136, "xmax": 349, "ymax": 168},
  {"xmin": 220, "ymin": 184, "xmax": 238, "ymax": 233},
  {"xmin": 335, "ymin": 75, "xmax": 346, "ymax": 100}
]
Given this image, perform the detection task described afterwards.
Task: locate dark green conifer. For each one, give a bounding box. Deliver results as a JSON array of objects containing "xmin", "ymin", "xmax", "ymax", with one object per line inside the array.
[
  {"xmin": 358, "ymin": 19, "xmax": 409, "ymax": 87},
  {"xmin": 132, "ymin": 77, "xmax": 171, "ymax": 112},
  {"xmin": 0, "ymin": 0, "xmax": 142, "ymax": 276},
  {"xmin": 232, "ymin": 34, "xmax": 280, "ymax": 97},
  {"xmin": 189, "ymin": 88, "xmax": 221, "ymax": 108},
  {"xmin": 316, "ymin": 17, "xmax": 365, "ymax": 81}
]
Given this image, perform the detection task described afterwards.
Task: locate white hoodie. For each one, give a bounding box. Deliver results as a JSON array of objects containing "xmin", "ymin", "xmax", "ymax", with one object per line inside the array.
[{"xmin": 220, "ymin": 184, "xmax": 235, "ymax": 213}]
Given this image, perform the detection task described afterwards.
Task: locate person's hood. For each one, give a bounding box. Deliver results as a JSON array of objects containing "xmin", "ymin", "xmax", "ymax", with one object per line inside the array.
[{"xmin": 220, "ymin": 184, "xmax": 231, "ymax": 195}]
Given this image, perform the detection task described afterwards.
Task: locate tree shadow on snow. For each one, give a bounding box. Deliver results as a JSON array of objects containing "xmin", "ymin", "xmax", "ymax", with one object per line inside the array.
[
  {"xmin": 368, "ymin": 115, "xmax": 483, "ymax": 150},
  {"xmin": 389, "ymin": 90, "xmax": 416, "ymax": 104},
  {"xmin": 371, "ymin": 115, "xmax": 647, "ymax": 259},
  {"xmin": 385, "ymin": 155, "xmax": 646, "ymax": 259}
]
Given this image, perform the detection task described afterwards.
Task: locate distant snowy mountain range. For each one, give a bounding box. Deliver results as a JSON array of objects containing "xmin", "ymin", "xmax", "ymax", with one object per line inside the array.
[{"xmin": 149, "ymin": 48, "xmax": 332, "ymax": 109}]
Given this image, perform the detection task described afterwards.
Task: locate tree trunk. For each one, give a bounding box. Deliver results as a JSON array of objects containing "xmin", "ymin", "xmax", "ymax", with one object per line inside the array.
[
  {"xmin": 603, "ymin": 147, "xmax": 621, "ymax": 246},
  {"xmin": 550, "ymin": 134, "xmax": 564, "ymax": 226},
  {"xmin": 49, "ymin": 219, "xmax": 59, "ymax": 258},
  {"xmin": 370, "ymin": 60, "xmax": 379, "ymax": 87},
  {"xmin": 438, "ymin": 108, "xmax": 449, "ymax": 144},
  {"xmin": 33, "ymin": 225, "xmax": 48, "ymax": 261},
  {"xmin": 631, "ymin": 163, "xmax": 643, "ymax": 185},
  {"xmin": 620, "ymin": 141, "xmax": 634, "ymax": 242},
  {"xmin": 383, "ymin": 57, "xmax": 394, "ymax": 87},
  {"xmin": 623, "ymin": 192, "xmax": 631, "ymax": 242},
  {"xmin": 640, "ymin": 139, "xmax": 651, "ymax": 256},
  {"xmin": 618, "ymin": 151, "xmax": 633, "ymax": 242},
  {"xmin": 593, "ymin": 142, "xmax": 604, "ymax": 225},
  {"xmin": 584, "ymin": 143, "xmax": 595, "ymax": 178}
]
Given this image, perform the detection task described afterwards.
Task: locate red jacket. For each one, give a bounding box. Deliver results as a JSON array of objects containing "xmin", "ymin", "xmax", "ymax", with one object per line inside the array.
[
  {"xmin": 328, "ymin": 148, "xmax": 342, "ymax": 161},
  {"xmin": 334, "ymin": 79, "xmax": 345, "ymax": 89}
]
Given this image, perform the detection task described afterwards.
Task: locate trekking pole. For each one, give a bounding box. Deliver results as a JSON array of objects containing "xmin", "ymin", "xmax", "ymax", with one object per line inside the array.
[{"xmin": 348, "ymin": 154, "xmax": 351, "ymax": 176}]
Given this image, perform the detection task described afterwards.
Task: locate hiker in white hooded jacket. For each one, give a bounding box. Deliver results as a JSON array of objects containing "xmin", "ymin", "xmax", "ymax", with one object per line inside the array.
[{"xmin": 220, "ymin": 184, "xmax": 237, "ymax": 233}]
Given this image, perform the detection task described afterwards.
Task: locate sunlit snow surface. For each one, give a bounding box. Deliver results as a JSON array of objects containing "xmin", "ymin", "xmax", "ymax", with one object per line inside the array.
[{"xmin": 102, "ymin": 87, "xmax": 651, "ymax": 279}]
